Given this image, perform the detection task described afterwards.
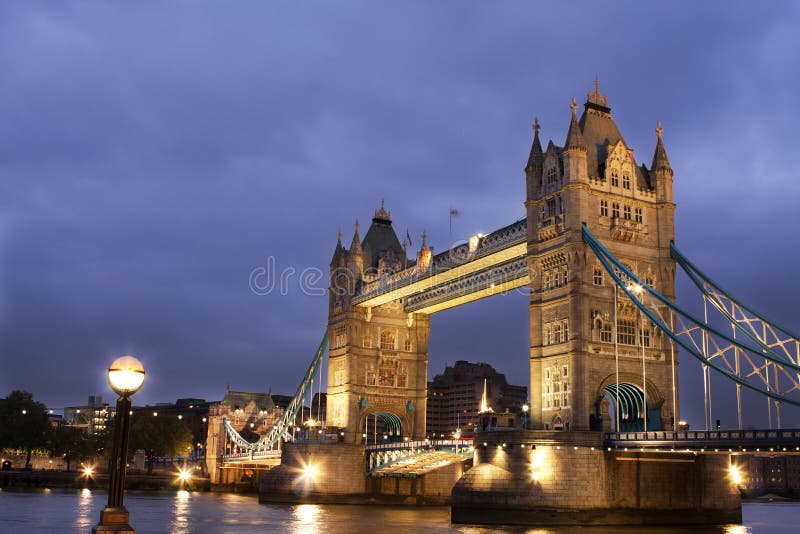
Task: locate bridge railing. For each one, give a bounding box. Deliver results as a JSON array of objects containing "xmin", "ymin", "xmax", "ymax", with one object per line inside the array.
[
  {"xmin": 605, "ymin": 429, "xmax": 800, "ymax": 448},
  {"xmin": 366, "ymin": 439, "xmax": 474, "ymax": 472},
  {"xmin": 353, "ymin": 219, "xmax": 527, "ymax": 304},
  {"xmin": 221, "ymin": 449, "xmax": 282, "ymax": 462},
  {"xmin": 365, "ymin": 438, "xmax": 472, "ymax": 452}
]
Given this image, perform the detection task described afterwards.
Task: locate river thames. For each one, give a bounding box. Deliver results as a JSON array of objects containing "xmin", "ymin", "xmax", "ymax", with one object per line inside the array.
[{"xmin": 0, "ymin": 489, "xmax": 797, "ymax": 533}]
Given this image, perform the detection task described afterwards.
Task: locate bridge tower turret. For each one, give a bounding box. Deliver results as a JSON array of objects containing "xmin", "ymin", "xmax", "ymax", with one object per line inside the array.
[
  {"xmin": 326, "ymin": 203, "xmax": 431, "ymax": 443},
  {"xmin": 525, "ymin": 118, "xmax": 543, "ymax": 200},
  {"xmin": 526, "ymin": 81, "xmax": 678, "ymax": 432}
]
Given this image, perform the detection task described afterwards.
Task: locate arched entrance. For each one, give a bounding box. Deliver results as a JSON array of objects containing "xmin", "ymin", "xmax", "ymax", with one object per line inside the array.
[
  {"xmin": 360, "ymin": 411, "xmax": 404, "ymax": 445},
  {"xmin": 593, "ymin": 381, "xmax": 663, "ymax": 432}
]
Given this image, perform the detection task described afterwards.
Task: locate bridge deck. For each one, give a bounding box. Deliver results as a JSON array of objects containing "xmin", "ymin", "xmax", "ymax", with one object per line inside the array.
[
  {"xmin": 353, "ymin": 219, "xmax": 527, "ymax": 313},
  {"xmin": 370, "ymin": 450, "xmax": 470, "ymax": 478}
]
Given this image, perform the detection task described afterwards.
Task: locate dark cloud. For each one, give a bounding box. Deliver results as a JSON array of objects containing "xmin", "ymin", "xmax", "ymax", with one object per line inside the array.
[{"xmin": 1, "ymin": 1, "xmax": 799, "ymax": 428}]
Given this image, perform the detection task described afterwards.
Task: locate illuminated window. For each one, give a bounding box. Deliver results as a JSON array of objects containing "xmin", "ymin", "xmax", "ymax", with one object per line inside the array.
[
  {"xmin": 622, "ymin": 173, "xmax": 630, "ymax": 190},
  {"xmin": 334, "ymin": 367, "xmax": 345, "ymax": 386},
  {"xmin": 600, "ymin": 323, "xmax": 612, "ymax": 343},
  {"xmin": 617, "ymin": 320, "xmax": 637, "ymax": 346},
  {"xmin": 623, "ymin": 205, "xmax": 631, "ymax": 220},
  {"xmin": 363, "ymin": 334, "xmax": 372, "ymax": 348},
  {"xmin": 380, "ymin": 330, "xmax": 396, "ymax": 350},
  {"xmin": 612, "ymin": 203, "xmax": 620, "ymax": 218},
  {"xmin": 600, "ymin": 199, "xmax": 608, "ymax": 217},
  {"xmin": 593, "ymin": 267, "xmax": 603, "ymax": 286},
  {"xmin": 378, "ymin": 358, "xmax": 397, "ymax": 386},
  {"xmin": 333, "ymin": 325, "xmax": 347, "ymax": 349},
  {"xmin": 640, "ymin": 327, "xmax": 651, "ymax": 348},
  {"xmin": 397, "ymin": 363, "xmax": 408, "ymax": 388},
  {"xmin": 635, "ymin": 207, "xmax": 643, "ymax": 223}
]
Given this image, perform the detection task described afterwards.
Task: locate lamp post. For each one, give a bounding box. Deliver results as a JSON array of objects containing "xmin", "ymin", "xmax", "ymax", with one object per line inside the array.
[
  {"xmin": 93, "ymin": 356, "xmax": 145, "ymax": 534},
  {"xmin": 522, "ymin": 404, "xmax": 529, "ymax": 429}
]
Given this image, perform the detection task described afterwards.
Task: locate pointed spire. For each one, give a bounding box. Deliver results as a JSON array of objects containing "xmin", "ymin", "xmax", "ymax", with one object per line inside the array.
[
  {"xmin": 349, "ymin": 219, "xmax": 362, "ymax": 256},
  {"xmin": 651, "ymin": 121, "xmax": 672, "ymax": 172},
  {"xmin": 330, "ymin": 228, "xmax": 345, "ymax": 266},
  {"xmin": 526, "ymin": 117, "xmax": 543, "ymax": 169},
  {"xmin": 416, "ymin": 231, "xmax": 432, "ymax": 272},
  {"xmin": 373, "ymin": 199, "xmax": 391, "ymax": 224},
  {"xmin": 587, "ymin": 76, "xmax": 608, "ymax": 107},
  {"xmin": 564, "ymin": 97, "xmax": 586, "ymax": 151}
]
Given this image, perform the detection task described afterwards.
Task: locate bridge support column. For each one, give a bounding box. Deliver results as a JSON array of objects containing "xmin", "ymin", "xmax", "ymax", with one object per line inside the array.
[{"xmin": 452, "ymin": 430, "xmax": 741, "ymax": 526}]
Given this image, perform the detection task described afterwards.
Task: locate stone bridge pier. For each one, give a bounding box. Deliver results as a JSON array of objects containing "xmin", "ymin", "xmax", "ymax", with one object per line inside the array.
[{"xmin": 451, "ymin": 430, "xmax": 741, "ymax": 526}]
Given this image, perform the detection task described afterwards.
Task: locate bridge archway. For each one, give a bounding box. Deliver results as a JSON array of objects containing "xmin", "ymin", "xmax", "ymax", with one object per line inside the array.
[
  {"xmin": 594, "ymin": 375, "xmax": 664, "ymax": 432},
  {"xmin": 359, "ymin": 411, "xmax": 406, "ymax": 445}
]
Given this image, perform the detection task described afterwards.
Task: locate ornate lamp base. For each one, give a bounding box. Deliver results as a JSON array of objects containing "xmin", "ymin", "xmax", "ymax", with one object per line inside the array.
[{"xmin": 92, "ymin": 506, "xmax": 135, "ymax": 534}]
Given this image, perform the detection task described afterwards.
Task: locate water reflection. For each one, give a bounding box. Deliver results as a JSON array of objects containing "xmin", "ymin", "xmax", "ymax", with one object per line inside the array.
[
  {"xmin": 291, "ymin": 504, "xmax": 321, "ymax": 534},
  {"xmin": 171, "ymin": 490, "xmax": 191, "ymax": 534},
  {"xmin": 74, "ymin": 488, "xmax": 93, "ymax": 531},
  {"xmin": 0, "ymin": 490, "xmax": 795, "ymax": 533}
]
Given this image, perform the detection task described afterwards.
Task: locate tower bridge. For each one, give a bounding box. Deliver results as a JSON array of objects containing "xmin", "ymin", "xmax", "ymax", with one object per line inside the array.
[{"xmin": 215, "ymin": 82, "xmax": 800, "ymax": 525}]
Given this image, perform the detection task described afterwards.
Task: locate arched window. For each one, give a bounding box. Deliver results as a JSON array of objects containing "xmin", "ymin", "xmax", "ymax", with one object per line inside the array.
[
  {"xmin": 380, "ymin": 330, "xmax": 396, "ymax": 350},
  {"xmin": 622, "ymin": 172, "xmax": 631, "ymax": 189},
  {"xmin": 611, "ymin": 170, "xmax": 619, "ymax": 187}
]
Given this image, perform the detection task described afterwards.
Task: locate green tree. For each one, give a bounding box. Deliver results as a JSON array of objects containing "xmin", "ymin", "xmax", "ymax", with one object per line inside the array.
[
  {"xmin": 0, "ymin": 390, "xmax": 52, "ymax": 468},
  {"xmin": 49, "ymin": 426, "xmax": 103, "ymax": 472},
  {"xmin": 129, "ymin": 413, "xmax": 193, "ymax": 474}
]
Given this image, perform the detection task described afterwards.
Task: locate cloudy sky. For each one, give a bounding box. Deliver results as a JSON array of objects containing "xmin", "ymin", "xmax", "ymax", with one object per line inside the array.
[{"xmin": 1, "ymin": 2, "xmax": 799, "ymax": 429}]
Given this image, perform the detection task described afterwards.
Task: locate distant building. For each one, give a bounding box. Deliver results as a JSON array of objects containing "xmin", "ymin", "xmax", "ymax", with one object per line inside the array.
[
  {"xmin": 426, "ymin": 361, "xmax": 527, "ymax": 437},
  {"xmin": 64, "ymin": 395, "xmax": 113, "ymax": 434},
  {"xmin": 205, "ymin": 389, "xmax": 286, "ymax": 483}
]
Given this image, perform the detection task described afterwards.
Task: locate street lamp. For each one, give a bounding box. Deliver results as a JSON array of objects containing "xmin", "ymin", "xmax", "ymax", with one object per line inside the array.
[
  {"xmin": 522, "ymin": 404, "xmax": 529, "ymax": 429},
  {"xmin": 93, "ymin": 355, "xmax": 145, "ymax": 534}
]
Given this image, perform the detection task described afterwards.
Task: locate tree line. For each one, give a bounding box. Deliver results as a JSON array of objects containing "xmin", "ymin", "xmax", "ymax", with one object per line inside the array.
[{"xmin": 0, "ymin": 390, "xmax": 194, "ymax": 473}]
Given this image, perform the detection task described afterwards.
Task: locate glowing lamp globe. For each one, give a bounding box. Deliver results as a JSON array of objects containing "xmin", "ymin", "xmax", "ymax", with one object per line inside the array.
[{"xmin": 107, "ymin": 356, "xmax": 145, "ymax": 396}]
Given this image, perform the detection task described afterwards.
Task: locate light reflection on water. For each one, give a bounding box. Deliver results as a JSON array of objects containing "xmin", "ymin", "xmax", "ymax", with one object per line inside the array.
[
  {"xmin": 0, "ymin": 489, "xmax": 798, "ymax": 533},
  {"xmin": 74, "ymin": 488, "xmax": 93, "ymax": 531},
  {"xmin": 171, "ymin": 489, "xmax": 190, "ymax": 533},
  {"xmin": 291, "ymin": 503, "xmax": 321, "ymax": 534}
]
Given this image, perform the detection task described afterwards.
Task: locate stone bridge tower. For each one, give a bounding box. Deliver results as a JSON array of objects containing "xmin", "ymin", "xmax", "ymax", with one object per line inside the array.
[
  {"xmin": 326, "ymin": 203, "xmax": 430, "ymax": 443},
  {"xmin": 525, "ymin": 82, "xmax": 677, "ymax": 432}
]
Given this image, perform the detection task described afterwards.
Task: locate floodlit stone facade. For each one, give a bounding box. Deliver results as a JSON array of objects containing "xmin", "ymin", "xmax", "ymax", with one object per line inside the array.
[
  {"xmin": 525, "ymin": 83, "xmax": 678, "ymax": 432},
  {"xmin": 326, "ymin": 206, "xmax": 430, "ymax": 442}
]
